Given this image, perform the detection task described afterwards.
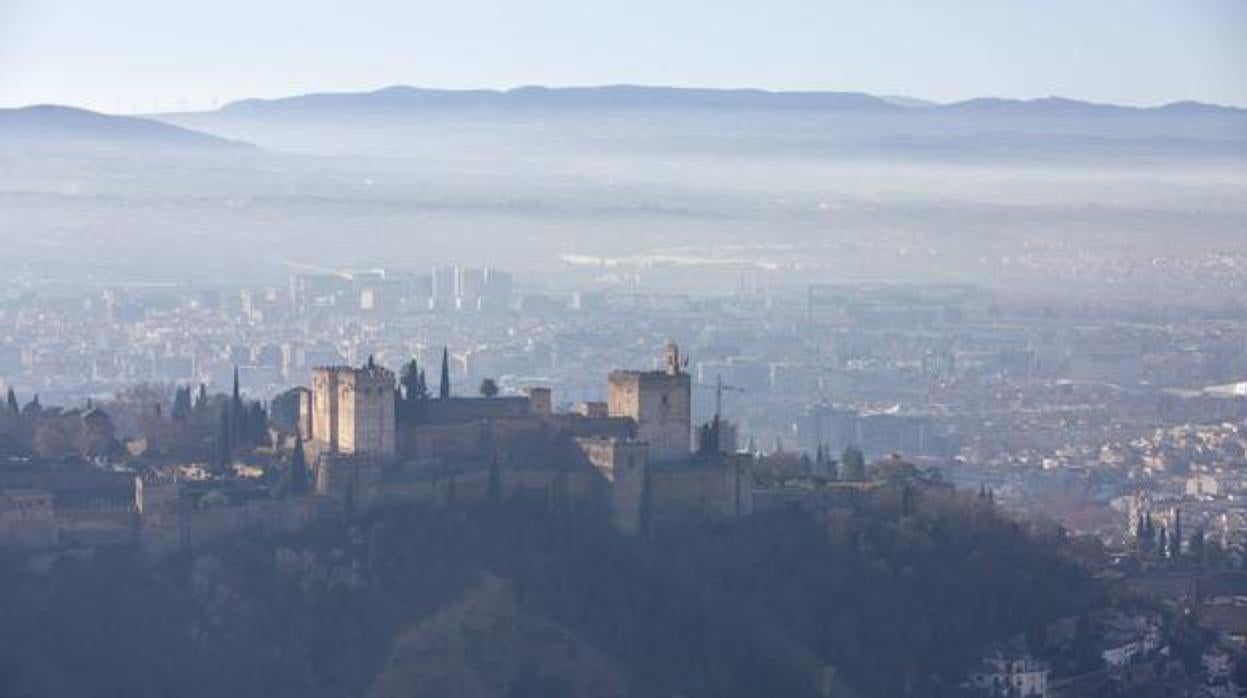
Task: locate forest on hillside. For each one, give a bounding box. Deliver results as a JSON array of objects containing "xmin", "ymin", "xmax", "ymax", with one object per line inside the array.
[{"xmin": 0, "ymin": 483, "xmax": 1098, "ymax": 698}]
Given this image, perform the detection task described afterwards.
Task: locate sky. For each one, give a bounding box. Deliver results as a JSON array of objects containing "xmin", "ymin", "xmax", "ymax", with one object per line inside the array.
[{"xmin": 1, "ymin": 0, "xmax": 1244, "ymax": 112}]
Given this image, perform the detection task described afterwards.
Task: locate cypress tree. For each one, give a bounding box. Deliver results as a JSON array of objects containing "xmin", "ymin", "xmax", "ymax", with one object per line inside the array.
[
  {"xmin": 1173, "ymin": 508, "xmax": 1183, "ymax": 559},
  {"xmin": 439, "ymin": 347, "xmax": 451, "ymax": 399},
  {"xmin": 231, "ymin": 367, "xmax": 244, "ymax": 447},
  {"xmin": 172, "ymin": 386, "xmax": 192, "ymax": 422},
  {"xmin": 5, "ymin": 388, "xmax": 18, "ymax": 414},
  {"xmin": 216, "ymin": 406, "xmax": 232, "ymax": 469},
  {"xmin": 248, "ymin": 402, "xmax": 268, "ymax": 446},
  {"xmin": 487, "ymin": 454, "xmax": 502, "ymax": 503},
  {"xmin": 1191, "ymin": 528, "xmax": 1207, "ymax": 564},
  {"xmin": 287, "ymin": 434, "xmax": 310, "ymax": 496}
]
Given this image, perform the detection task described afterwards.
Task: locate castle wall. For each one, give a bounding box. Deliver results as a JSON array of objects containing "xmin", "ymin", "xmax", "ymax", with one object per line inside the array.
[
  {"xmin": 650, "ymin": 455, "xmax": 753, "ymax": 528},
  {"xmin": 549, "ymin": 414, "xmax": 636, "ymax": 440},
  {"xmin": 411, "ymin": 397, "xmax": 533, "ymax": 425},
  {"xmin": 576, "ymin": 437, "xmax": 648, "ymax": 535},
  {"xmin": 315, "ymin": 453, "xmax": 384, "ymax": 510},
  {"xmin": 138, "ymin": 496, "xmax": 335, "ymax": 556},
  {"xmin": 411, "ymin": 422, "xmax": 485, "ymax": 460}
]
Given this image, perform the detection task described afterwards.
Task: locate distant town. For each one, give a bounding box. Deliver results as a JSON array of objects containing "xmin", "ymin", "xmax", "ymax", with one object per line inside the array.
[{"xmin": 1, "ymin": 263, "xmax": 1246, "ymax": 695}]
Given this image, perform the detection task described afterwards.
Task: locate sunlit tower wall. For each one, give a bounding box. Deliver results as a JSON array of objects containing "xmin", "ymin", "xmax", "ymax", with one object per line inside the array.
[
  {"xmin": 608, "ymin": 342, "xmax": 692, "ymax": 464},
  {"xmin": 309, "ymin": 364, "xmax": 396, "ymax": 459}
]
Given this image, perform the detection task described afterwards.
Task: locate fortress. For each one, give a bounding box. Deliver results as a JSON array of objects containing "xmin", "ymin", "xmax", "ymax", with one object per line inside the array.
[
  {"xmin": 295, "ymin": 341, "xmax": 751, "ymax": 536},
  {"xmin": 2, "ymin": 342, "xmax": 753, "ymax": 555}
]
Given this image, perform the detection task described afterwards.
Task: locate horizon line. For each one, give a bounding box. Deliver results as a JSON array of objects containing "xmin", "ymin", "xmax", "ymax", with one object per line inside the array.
[{"xmin": 3, "ymin": 82, "xmax": 1245, "ymax": 116}]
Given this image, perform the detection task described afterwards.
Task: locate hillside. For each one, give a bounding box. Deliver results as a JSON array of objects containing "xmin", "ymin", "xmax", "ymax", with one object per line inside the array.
[
  {"xmin": 0, "ymin": 105, "xmax": 253, "ymax": 150},
  {"xmin": 0, "ymin": 483, "xmax": 1099, "ymax": 698}
]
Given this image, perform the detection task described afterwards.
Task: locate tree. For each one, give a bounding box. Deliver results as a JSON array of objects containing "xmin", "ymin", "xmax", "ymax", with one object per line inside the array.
[
  {"xmin": 1139, "ymin": 512, "xmax": 1157, "ymax": 556},
  {"xmin": 1190, "ymin": 528, "xmax": 1207, "ymax": 564},
  {"xmin": 171, "ymin": 386, "xmax": 192, "ymax": 422},
  {"xmin": 32, "ymin": 419, "xmax": 70, "ymax": 460},
  {"xmin": 1173, "ymin": 508, "xmax": 1183, "ymax": 560},
  {"xmin": 479, "ymin": 378, "xmax": 500, "ymax": 398},
  {"xmin": 488, "ymin": 454, "xmax": 502, "ymax": 503},
  {"xmin": 22, "ymin": 394, "xmax": 42, "ymax": 415},
  {"xmin": 216, "ymin": 406, "xmax": 232, "ymax": 470},
  {"xmin": 230, "ymin": 367, "xmax": 244, "ymax": 446},
  {"xmin": 439, "ymin": 347, "xmax": 451, "ymax": 399},
  {"xmin": 246, "ymin": 402, "xmax": 269, "ymax": 447},
  {"xmin": 284, "ymin": 435, "xmax": 311, "ymax": 497},
  {"xmin": 400, "ymin": 359, "xmax": 428, "ymax": 402},
  {"xmin": 194, "ymin": 383, "xmax": 208, "ymax": 411},
  {"xmin": 5, "ymin": 388, "xmax": 18, "ymax": 415},
  {"xmin": 841, "ymin": 447, "xmax": 866, "ymax": 482}
]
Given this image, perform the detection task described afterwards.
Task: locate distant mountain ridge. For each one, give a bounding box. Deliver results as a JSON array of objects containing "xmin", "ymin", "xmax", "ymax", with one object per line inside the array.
[
  {"xmin": 0, "ymin": 104, "xmax": 253, "ymax": 149},
  {"xmin": 203, "ymin": 84, "xmax": 1246, "ymax": 117},
  {"xmin": 216, "ymin": 84, "xmax": 903, "ymax": 115}
]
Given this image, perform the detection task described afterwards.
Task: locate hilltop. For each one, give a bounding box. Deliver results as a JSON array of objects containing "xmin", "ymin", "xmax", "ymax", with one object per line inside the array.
[{"xmin": 0, "ymin": 105, "xmax": 253, "ymax": 150}]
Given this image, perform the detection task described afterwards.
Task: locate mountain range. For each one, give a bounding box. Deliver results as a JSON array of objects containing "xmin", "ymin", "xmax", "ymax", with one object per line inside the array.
[
  {"xmin": 205, "ymin": 84, "xmax": 1245, "ymax": 117},
  {"xmin": 2, "ymin": 85, "xmax": 1244, "ymax": 164}
]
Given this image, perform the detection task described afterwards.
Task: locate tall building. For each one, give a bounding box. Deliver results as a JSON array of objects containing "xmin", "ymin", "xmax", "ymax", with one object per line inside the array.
[
  {"xmin": 608, "ymin": 342, "xmax": 692, "ymax": 463},
  {"xmin": 481, "ymin": 268, "xmax": 513, "ymax": 309},
  {"xmin": 456, "ymin": 267, "xmax": 486, "ymax": 310},
  {"xmin": 304, "ymin": 363, "xmax": 397, "ymax": 459},
  {"xmin": 430, "ymin": 266, "xmax": 458, "ymax": 311}
]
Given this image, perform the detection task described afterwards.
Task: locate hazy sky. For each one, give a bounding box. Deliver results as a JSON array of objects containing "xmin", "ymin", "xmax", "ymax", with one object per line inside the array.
[{"xmin": 2, "ymin": 0, "xmax": 1244, "ymax": 112}]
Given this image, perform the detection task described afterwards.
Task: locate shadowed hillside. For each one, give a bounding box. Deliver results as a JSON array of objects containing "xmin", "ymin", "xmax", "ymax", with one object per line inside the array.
[{"xmin": 0, "ymin": 482, "xmax": 1098, "ymax": 698}]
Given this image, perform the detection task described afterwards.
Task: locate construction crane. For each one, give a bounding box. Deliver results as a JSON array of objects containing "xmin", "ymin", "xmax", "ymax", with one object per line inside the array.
[{"xmin": 694, "ymin": 373, "xmax": 746, "ymax": 418}]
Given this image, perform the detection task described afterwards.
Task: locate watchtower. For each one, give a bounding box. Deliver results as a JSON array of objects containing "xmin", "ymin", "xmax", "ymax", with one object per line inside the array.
[{"xmin": 607, "ymin": 342, "xmax": 692, "ymax": 463}]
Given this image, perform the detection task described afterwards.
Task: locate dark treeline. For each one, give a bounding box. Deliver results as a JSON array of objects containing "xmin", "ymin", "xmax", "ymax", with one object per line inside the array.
[{"xmin": 0, "ymin": 482, "xmax": 1097, "ymax": 698}]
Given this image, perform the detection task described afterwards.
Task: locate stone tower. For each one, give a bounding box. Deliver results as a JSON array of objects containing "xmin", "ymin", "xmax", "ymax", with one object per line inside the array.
[
  {"xmin": 303, "ymin": 362, "xmax": 396, "ymax": 508},
  {"xmin": 306, "ymin": 363, "xmax": 397, "ymax": 459},
  {"xmin": 607, "ymin": 342, "xmax": 692, "ymax": 463}
]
